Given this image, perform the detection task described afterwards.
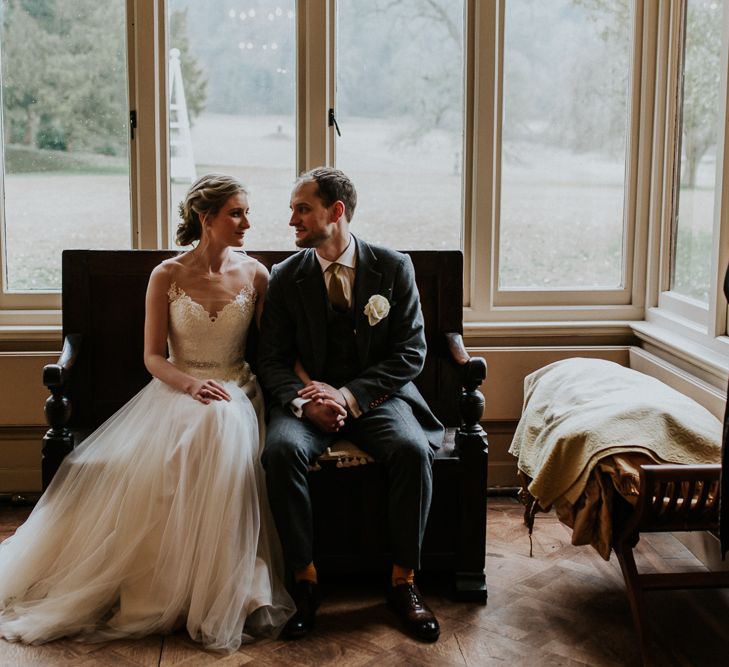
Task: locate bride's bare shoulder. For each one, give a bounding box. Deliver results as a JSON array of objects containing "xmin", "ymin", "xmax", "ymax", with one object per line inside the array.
[
  {"xmin": 253, "ymin": 257, "xmax": 270, "ymax": 281},
  {"xmin": 165, "ymin": 252, "xmax": 195, "ymax": 270},
  {"xmin": 229, "ymin": 250, "xmax": 255, "ymax": 266},
  {"xmin": 229, "ymin": 254, "xmax": 268, "ymax": 297},
  {"xmin": 150, "ymin": 253, "xmax": 188, "ymax": 283},
  {"xmin": 230, "ymin": 251, "xmax": 267, "ymax": 276}
]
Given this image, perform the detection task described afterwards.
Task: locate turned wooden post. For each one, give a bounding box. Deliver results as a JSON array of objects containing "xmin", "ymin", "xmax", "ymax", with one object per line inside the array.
[
  {"xmin": 41, "ymin": 334, "xmax": 81, "ymax": 489},
  {"xmin": 447, "ymin": 333, "xmax": 488, "ymax": 601}
]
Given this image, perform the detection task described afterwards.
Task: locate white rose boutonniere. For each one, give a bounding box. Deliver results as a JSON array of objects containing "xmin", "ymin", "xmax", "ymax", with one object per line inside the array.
[{"xmin": 364, "ymin": 294, "xmax": 391, "ymax": 326}]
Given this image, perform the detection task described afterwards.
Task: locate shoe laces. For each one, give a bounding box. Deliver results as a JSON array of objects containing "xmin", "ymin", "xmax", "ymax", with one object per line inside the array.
[{"xmin": 405, "ymin": 584, "xmax": 423, "ymax": 610}]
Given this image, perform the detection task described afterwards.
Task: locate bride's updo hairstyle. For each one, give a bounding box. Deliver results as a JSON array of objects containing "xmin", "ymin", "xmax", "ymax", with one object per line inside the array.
[{"xmin": 176, "ymin": 173, "xmax": 248, "ymax": 246}]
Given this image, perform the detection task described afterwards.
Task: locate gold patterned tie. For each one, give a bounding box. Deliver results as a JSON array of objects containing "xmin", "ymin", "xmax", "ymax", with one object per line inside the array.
[{"xmin": 327, "ymin": 263, "xmax": 348, "ymax": 312}]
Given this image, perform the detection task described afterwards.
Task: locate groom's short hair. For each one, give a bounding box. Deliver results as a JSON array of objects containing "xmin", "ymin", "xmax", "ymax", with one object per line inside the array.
[{"xmin": 297, "ymin": 167, "xmax": 357, "ymax": 222}]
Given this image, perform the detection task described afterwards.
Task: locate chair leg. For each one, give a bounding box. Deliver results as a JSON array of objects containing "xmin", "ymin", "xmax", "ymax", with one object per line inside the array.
[
  {"xmin": 454, "ymin": 427, "xmax": 488, "ymax": 603},
  {"xmin": 615, "ymin": 540, "xmax": 653, "ymax": 666}
]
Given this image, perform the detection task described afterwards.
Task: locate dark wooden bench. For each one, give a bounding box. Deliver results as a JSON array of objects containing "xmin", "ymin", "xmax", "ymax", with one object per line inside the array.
[{"xmin": 41, "ymin": 249, "xmax": 489, "ymax": 601}]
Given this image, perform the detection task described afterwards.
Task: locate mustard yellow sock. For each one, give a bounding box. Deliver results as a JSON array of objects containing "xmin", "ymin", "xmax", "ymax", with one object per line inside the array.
[
  {"xmin": 294, "ymin": 562, "xmax": 318, "ymax": 584},
  {"xmin": 391, "ymin": 564, "xmax": 415, "ymax": 587}
]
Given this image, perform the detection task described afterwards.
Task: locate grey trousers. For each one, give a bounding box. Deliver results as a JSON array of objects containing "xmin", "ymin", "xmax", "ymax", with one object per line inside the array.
[{"xmin": 262, "ymin": 397, "xmax": 434, "ymax": 572}]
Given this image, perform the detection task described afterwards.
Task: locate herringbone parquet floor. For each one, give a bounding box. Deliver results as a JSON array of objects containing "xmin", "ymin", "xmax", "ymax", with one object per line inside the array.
[{"xmin": 1, "ymin": 497, "xmax": 728, "ymax": 666}]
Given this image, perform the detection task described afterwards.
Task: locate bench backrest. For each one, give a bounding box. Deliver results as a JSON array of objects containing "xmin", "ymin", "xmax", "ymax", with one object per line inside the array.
[{"xmin": 62, "ymin": 249, "xmax": 463, "ymax": 431}]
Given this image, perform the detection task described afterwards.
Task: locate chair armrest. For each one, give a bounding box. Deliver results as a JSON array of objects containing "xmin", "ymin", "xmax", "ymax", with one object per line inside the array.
[
  {"xmin": 43, "ymin": 334, "xmax": 82, "ymax": 390},
  {"xmin": 445, "ymin": 332, "xmax": 487, "ymax": 390},
  {"xmin": 615, "ymin": 463, "xmax": 721, "ymax": 547},
  {"xmin": 41, "ymin": 334, "xmax": 82, "ymax": 489}
]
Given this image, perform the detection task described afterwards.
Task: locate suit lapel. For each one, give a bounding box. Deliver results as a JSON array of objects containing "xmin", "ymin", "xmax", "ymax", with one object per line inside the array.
[
  {"xmin": 295, "ymin": 249, "xmax": 328, "ymax": 375},
  {"xmin": 353, "ymin": 238, "xmax": 382, "ymax": 366}
]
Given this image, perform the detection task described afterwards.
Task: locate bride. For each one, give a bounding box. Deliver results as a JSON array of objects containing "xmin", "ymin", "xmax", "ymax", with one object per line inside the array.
[{"xmin": 0, "ymin": 174, "xmax": 295, "ymax": 652}]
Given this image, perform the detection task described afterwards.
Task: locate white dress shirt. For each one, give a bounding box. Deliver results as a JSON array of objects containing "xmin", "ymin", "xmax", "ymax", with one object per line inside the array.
[{"xmin": 291, "ymin": 236, "xmax": 362, "ymax": 419}]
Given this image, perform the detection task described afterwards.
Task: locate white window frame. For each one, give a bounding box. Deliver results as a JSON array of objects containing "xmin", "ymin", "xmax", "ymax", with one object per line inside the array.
[
  {"xmin": 645, "ymin": 0, "xmax": 729, "ymax": 358},
  {"xmin": 466, "ymin": 0, "xmax": 654, "ymax": 327},
  {"xmin": 0, "ymin": 0, "xmax": 168, "ymax": 329},
  {"xmin": 0, "ymin": 0, "xmax": 728, "ymax": 371}
]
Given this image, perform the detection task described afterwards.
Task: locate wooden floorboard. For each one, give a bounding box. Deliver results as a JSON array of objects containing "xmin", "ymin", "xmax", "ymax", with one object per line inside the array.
[{"xmin": 1, "ymin": 498, "xmax": 728, "ymax": 666}]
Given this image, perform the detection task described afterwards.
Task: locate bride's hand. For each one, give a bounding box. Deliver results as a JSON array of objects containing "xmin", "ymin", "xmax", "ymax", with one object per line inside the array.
[{"xmin": 189, "ymin": 379, "xmax": 231, "ymax": 404}]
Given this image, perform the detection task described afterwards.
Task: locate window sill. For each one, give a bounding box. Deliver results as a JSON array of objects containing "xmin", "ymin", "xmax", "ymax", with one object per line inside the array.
[
  {"xmin": 464, "ymin": 320, "xmax": 635, "ymax": 347},
  {"xmin": 0, "ymin": 310, "xmax": 62, "ymax": 345},
  {"xmin": 465, "ymin": 319, "xmax": 729, "ymax": 390},
  {"xmin": 1, "ymin": 313, "xmax": 727, "ymax": 386},
  {"xmin": 631, "ymin": 320, "xmax": 729, "ymax": 389}
]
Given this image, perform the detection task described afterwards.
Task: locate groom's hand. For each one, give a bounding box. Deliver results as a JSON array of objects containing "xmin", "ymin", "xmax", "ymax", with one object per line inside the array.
[
  {"xmin": 298, "ymin": 381, "xmax": 347, "ymax": 409},
  {"xmin": 302, "ymin": 399, "xmax": 347, "ymax": 433}
]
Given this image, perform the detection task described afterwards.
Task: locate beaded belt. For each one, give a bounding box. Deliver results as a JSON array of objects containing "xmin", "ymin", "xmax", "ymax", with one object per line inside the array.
[{"xmin": 181, "ymin": 360, "xmax": 221, "ymax": 369}]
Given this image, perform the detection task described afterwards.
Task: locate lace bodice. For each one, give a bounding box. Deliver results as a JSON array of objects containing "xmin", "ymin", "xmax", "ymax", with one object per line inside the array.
[{"xmin": 167, "ymin": 282, "xmax": 256, "ymax": 383}]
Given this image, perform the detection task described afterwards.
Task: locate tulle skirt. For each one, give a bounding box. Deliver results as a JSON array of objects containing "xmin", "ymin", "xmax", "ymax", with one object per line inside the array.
[{"xmin": 0, "ymin": 377, "xmax": 293, "ymax": 652}]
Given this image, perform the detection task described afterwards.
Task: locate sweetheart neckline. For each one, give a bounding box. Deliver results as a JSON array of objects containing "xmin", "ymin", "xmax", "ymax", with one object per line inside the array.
[{"xmin": 168, "ymin": 282, "xmax": 255, "ymax": 322}]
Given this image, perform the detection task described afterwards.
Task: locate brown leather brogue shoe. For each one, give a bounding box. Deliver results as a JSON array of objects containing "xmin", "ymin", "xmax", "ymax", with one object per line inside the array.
[
  {"xmin": 387, "ymin": 582, "xmax": 440, "ymax": 642},
  {"xmin": 282, "ymin": 580, "xmax": 321, "ymax": 640}
]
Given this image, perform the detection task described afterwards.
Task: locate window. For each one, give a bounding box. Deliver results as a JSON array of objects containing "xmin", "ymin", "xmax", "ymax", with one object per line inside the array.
[
  {"xmin": 166, "ymin": 0, "xmax": 296, "ymax": 250},
  {"xmin": 1, "ymin": 0, "xmax": 729, "ymax": 366},
  {"xmin": 499, "ymin": 0, "xmax": 632, "ymax": 290},
  {"xmin": 334, "ymin": 0, "xmax": 464, "ymax": 250},
  {"xmin": 652, "ymin": 0, "xmax": 729, "ymax": 348},
  {"xmin": 670, "ymin": 0, "xmax": 723, "ymax": 306},
  {"xmin": 0, "ymin": 0, "xmax": 131, "ymax": 301}
]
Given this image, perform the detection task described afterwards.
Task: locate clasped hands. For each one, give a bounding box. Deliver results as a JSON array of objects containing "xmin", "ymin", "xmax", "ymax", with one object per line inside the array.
[
  {"xmin": 188, "ymin": 376, "xmax": 346, "ymax": 433},
  {"xmin": 299, "ymin": 381, "xmax": 348, "ymax": 433}
]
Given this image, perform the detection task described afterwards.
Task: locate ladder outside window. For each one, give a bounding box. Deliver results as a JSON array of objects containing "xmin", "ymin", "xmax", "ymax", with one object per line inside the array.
[{"xmin": 169, "ymin": 48, "xmax": 196, "ymax": 184}]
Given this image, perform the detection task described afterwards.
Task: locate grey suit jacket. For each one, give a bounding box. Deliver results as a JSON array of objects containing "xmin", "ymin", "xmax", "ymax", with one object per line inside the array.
[{"xmin": 258, "ymin": 237, "xmax": 444, "ymax": 450}]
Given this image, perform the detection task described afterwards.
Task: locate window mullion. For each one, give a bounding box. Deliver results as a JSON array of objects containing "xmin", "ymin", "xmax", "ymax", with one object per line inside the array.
[
  {"xmin": 625, "ymin": 0, "xmax": 655, "ymax": 316},
  {"xmin": 465, "ymin": 0, "xmax": 499, "ymax": 321},
  {"xmin": 129, "ymin": 0, "xmax": 169, "ymax": 250},
  {"xmin": 644, "ymin": 0, "xmax": 676, "ymax": 308},
  {"xmin": 709, "ymin": 0, "xmax": 729, "ymax": 337},
  {"xmin": 298, "ymin": 0, "xmax": 332, "ymax": 171}
]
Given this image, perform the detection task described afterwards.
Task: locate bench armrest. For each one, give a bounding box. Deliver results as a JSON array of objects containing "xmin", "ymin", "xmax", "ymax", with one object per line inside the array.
[
  {"xmin": 615, "ymin": 463, "xmax": 721, "ymax": 547},
  {"xmin": 444, "ymin": 333, "xmax": 489, "ymax": 600},
  {"xmin": 41, "ymin": 334, "xmax": 83, "ymax": 489},
  {"xmin": 445, "ymin": 332, "xmax": 487, "ymax": 390},
  {"xmin": 43, "ymin": 334, "xmax": 82, "ymax": 389}
]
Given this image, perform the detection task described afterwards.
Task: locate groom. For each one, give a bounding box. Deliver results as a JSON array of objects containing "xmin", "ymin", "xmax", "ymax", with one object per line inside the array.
[{"xmin": 259, "ymin": 167, "xmax": 444, "ymax": 642}]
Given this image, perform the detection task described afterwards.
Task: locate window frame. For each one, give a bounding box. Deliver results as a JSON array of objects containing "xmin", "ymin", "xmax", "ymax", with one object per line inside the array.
[
  {"xmin": 466, "ymin": 0, "xmax": 653, "ymax": 325},
  {"xmin": 0, "ymin": 0, "xmax": 727, "ymax": 371},
  {"xmin": 646, "ymin": 0, "xmax": 729, "ymax": 354},
  {"xmin": 0, "ymin": 0, "xmax": 168, "ymax": 324}
]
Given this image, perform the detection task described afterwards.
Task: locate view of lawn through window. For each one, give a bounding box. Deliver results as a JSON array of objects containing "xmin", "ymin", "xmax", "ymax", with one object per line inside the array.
[
  {"xmin": 0, "ymin": 0, "xmax": 131, "ymax": 291},
  {"xmin": 334, "ymin": 0, "xmax": 464, "ymax": 250},
  {"xmin": 500, "ymin": 0, "xmax": 631, "ymax": 290},
  {"xmin": 167, "ymin": 0, "xmax": 464, "ymax": 252},
  {"xmin": 167, "ymin": 0, "xmax": 297, "ymax": 250},
  {"xmin": 671, "ymin": 0, "xmax": 723, "ymax": 304},
  {"xmin": 0, "ymin": 0, "xmax": 725, "ymax": 297}
]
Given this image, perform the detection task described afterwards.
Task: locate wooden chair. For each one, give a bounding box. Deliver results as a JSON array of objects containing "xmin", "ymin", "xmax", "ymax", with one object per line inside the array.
[
  {"xmin": 612, "ymin": 465, "xmax": 729, "ymax": 663},
  {"xmin": 611, "ymin": 267, "xmax": 729, "ymax": 664},
  {"xmin": 41, "ymin": 249, "xmax": 489, "ymax": 601}
]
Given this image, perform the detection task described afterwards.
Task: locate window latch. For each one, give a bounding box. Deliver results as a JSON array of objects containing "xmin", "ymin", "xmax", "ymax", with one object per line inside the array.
[
  {"xmin": 328, "ymin": 108, "xmax": 341, "ymax": 137},
  {"xmin": 130, "ymin": 110, "xmax": 137, "ymax": 140}
]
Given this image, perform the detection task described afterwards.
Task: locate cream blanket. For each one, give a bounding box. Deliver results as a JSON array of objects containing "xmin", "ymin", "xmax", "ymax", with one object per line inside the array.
[{"xmin": 509, "ymin": 358, "xmax": 721, "ymax": 508}]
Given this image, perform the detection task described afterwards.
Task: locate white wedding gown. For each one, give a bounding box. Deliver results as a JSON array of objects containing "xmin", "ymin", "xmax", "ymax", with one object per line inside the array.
[{"xmin": 0, "ymin": 282, "xmax": 293, "ymax": 652}]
